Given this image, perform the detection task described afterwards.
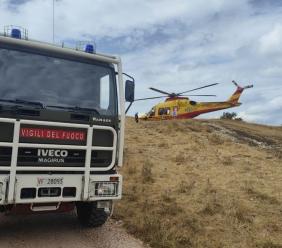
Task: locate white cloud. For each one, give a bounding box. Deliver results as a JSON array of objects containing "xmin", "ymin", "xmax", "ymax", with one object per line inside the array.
[
  {"xmin": 0, "ymin": 0, "xmax": 281, "ymax": 125},
  {"xmin": 0, "ymin": 0, "xmax": 249, "ymax": 41},
  {"xmin": 259, "ymin": 24, "xmax": 282, "ymax": 55},
  {"xmin": 262, "ymin": 66, "xmax": 282, "ymax": 77}
]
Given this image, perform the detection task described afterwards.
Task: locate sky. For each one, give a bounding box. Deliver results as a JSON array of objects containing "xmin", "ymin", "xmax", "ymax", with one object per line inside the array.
[{"xmin": 0, "ymin": 0, "xmax": 281, "ymax": 125}]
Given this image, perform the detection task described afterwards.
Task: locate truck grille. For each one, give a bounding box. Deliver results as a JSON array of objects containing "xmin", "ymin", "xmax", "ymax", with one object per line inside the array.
[
  {"xmin": 17, "ymin": 148, "xmax": 86, "ymax": 167},
  {"xmin": 0, "ymin": 120, "xmax": 116, "ymax": 169},
  {"xmin": 0, "ymin": 147, "xmax": 12, "ymax": 166}
]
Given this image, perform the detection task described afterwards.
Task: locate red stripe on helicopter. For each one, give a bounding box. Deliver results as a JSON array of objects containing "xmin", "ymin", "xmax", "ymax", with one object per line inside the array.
[{"xmin": 176, "ymin": 107, "xmax": 230, "ymax": 119}]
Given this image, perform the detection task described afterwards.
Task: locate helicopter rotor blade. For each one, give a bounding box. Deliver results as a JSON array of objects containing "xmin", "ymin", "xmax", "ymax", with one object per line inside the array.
[
  {"xmin": 134, "ymin": 94, "xmax": 216, "ymax": 101},
  {"xmin": 149, "ymin": 87, "xmax": 172, "ymax": 95},
  {"xmin": 134, "ymin": 96, "xmax": 167, "ymax": 101},
  {"xmin": 177, "ymin": 83, "xmax": 219, "ymax": 95},
  {"xmin": 181, "ymin": 94, "xmax": 217, "ymax": 97}
]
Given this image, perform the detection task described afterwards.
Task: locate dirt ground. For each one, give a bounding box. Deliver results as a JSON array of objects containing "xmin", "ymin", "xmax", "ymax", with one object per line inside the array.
[
  {"xmin": 0, "ymin": 213, "xmax": 147, "ymax": 248},
  {"xmin": 115, "ymin": 118, "xmax": 282, "ymax": 248}
]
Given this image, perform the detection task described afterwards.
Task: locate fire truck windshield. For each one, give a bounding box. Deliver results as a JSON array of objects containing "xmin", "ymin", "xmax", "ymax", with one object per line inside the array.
[{"xmin": 0, "ymin": 47, "xmax": 117, "ymax": 116}]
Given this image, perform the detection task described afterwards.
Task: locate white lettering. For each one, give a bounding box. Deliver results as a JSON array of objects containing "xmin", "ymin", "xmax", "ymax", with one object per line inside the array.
[
  {"xmin": 38, "ymin": 158, "xmax": 65, "ymax": 163},
  {"xmin": 38, "ymin": 149, "xmax": 68, "ymax": 157},
  {"xmin": 60, "ymin": 150, "xmax": 68, "ymax": 157},
  {"xmin": 54, "ymin": 150, "xmax": 60, "ymax": 156}
]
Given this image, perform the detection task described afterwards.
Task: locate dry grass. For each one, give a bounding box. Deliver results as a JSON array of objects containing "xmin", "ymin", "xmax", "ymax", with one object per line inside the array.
[
  {"xmin": 115, "ymin": 118, "xmax": 282, "ymax": 248},
  {"xmin": 243, "ymin": 182, "xmax": 280, "ymax": 205},
  {"xmin": 141, "ymin": 159, "xmax": 154, "ymax": 183},
  {"xmin": 173, "ymin": 153, "xmax": 185, "ymax": 164},
  {"xmin": 208, "ymin": 133, "xmax": 225, "ymax": 145},
  {"xmin": 177, "ymin": 180, "xmax": 195, "ymax": 194}
]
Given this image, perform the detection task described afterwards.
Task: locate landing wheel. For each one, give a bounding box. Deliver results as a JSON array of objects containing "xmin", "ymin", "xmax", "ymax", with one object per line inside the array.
[{"xmin": 76, "ymin": 202, "xmax": 109, "ymax": 228}]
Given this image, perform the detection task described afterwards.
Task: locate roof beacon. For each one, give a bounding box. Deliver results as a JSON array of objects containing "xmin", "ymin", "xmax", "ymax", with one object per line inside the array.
[
  {"xmin": 11, "ymin": 28, "xmax": 21, "ymax": 39},
  {"xmin": 85, "ymin": 44, "xmax": 94, "ymax": 53},
  {"xmin": 4, "ymin": 25, "xmax": 28, "ymax": 40},
  {"xmin": 76, "ymin": 41, "xmax": 96, "ymax": 53}
]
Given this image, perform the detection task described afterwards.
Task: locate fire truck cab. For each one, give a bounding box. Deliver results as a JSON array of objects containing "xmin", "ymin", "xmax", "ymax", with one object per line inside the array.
[{"xmin": 0, "ymin": 26, "xmax": 134, "ymax": 227}]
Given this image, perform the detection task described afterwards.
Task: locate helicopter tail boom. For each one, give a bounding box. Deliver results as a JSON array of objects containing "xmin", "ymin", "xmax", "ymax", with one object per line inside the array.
[{"xmin": 228, "ymin": 81, "xmax": 253, "ymax": 104}]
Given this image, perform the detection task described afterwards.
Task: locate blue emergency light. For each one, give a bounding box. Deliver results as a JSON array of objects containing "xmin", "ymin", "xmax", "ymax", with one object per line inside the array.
[
  {"xmin": 85, "ymin": 44, "xmax": 94, "ymax": 53},
  {"xmin": 11, "ymin": 28, "xmax": 21, "ymax": 39}
]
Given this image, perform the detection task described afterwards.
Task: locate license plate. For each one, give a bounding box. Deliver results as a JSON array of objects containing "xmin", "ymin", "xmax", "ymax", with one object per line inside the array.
[{"xmin": 37, "ymin": 177, "xmax": 64, "ymax": 186}]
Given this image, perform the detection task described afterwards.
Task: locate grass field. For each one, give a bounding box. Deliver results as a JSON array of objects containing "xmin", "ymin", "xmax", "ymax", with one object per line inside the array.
[{"xmin": 114, "ymin": 118, "xmax": 282, "ymax": 248}]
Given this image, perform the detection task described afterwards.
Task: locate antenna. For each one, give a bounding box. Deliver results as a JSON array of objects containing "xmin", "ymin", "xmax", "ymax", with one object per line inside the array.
[{"xmin": 52, "ymin": 0, "xmax": 55, "ymax": 43}]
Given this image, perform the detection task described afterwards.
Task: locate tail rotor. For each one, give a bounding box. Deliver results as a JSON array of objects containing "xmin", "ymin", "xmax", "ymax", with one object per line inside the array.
[
  {"xmin": 243, "ymin": 85, "xmax": 253, "ymax": 89},
  {"xmin": 228, "ymin": 80, "xmax": 253, "ymax": 103},
  {"xmin": 232, "ymin": 80, "xmax": 253, "ymax": 90},
  {"xmin": 232, "ymin": 80, "xmax": 240, "ymax": 88}
]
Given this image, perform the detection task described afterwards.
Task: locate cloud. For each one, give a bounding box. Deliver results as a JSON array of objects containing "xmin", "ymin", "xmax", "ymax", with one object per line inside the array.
[
  {"xmin": 259, "ymin": 24, "xmax": 282, "ymax": 55},
  {"xmin": 238, "ymin": 95, "xmax": 282, "ymax": 125},
  {"xmin": 0, "ymin": 0, "xmax": 281, "ymax": 125}
]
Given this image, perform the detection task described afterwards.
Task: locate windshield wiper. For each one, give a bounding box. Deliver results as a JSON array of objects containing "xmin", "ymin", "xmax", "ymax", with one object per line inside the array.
[
  {"xmin": 46, "ymin": 105, "xmax": 100, "ymax": 115},
  {"xmin": 0, "ymin": 98, "xmax": 44, "ymax": 108}
]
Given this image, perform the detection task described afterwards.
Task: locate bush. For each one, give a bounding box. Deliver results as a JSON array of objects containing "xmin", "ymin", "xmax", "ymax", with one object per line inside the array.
[
  {"xmin": 220, "ymin": 112, "xmax": 237, "ymax": 120},
  {"xmin": 220, "ymin": 112, "xmax": 243, "ymax": 121}
]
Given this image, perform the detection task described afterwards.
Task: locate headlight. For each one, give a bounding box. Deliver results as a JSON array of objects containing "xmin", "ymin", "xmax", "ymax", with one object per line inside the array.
[{"xmin": 89, "ymin": 182, "xmax": 118, "ymax": 197}]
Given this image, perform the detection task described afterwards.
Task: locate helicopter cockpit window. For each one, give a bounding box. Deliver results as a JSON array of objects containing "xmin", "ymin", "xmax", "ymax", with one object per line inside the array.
[
  {"xmin": 158, "ymin": 108, "xmax": 164, "ymax": 115},
  {"xmin": 158, "ymin": 107, "xmax": 170, "ymax": 115}
]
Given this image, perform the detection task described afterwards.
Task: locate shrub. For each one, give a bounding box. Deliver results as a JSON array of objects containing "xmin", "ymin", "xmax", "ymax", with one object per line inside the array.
[{"xmin": 220, "ymin": 112, "xmax": 238, "ymax": 120}]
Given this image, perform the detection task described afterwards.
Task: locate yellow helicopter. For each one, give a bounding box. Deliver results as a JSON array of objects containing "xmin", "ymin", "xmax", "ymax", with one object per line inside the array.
[{"xmin": 134, "ymin": 81, "xmax": 253, "ymax": 122}]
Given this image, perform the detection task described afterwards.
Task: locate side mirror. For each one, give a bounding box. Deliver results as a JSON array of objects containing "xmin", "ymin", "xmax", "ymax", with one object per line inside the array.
[{"xmin": 125, "ymin": 80, "xmax": 135, "ymax": 102}]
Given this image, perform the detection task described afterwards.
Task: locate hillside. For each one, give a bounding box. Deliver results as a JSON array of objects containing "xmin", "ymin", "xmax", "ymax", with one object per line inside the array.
[{"xmin": 115, "ymin": 118, "xmax": 282, "ymax": 248}]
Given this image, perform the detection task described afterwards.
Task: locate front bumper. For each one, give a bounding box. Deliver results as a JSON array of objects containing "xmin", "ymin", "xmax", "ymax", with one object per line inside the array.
[{"xmin": 0, "ymin": 174, "xmax": 122, "ymax": 205}]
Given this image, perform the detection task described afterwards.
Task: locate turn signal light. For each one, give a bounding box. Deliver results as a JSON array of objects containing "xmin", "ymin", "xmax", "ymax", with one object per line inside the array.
[{"xmin": 110, "ymin": 176, "xmax": 119, "ymax": 182}]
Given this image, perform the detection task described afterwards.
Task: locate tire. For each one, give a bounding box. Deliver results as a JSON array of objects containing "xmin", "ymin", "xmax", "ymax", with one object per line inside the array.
[{"xmin": 76, "ymin": 202, "xmax": 108, "ymax": 228}]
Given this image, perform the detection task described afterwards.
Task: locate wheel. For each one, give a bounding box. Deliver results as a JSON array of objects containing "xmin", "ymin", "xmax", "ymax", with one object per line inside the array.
[{"xmin": 76, "ymin": 202, "xmax": 108, "ymax": 227}]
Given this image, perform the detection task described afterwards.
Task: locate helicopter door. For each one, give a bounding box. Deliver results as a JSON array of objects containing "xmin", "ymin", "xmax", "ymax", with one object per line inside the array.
[
  {"xmin": 164, "ymin": 107, "xmax": 171, "ymax": 115},
  {"xmin": 158, "ymin": 107, "xmax": 170, "ymax": 116}
]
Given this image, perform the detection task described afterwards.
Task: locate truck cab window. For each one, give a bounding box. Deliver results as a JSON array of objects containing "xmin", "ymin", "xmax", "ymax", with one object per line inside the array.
[{"xmin": 0, "ymin": 48, "xmax": 117, "ymax": 116}]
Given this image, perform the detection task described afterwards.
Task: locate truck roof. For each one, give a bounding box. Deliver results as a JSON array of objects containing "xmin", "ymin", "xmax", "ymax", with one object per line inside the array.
[{"xmin": 0, "ymin": 33, "xmax": 121, "ymax": 65}]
